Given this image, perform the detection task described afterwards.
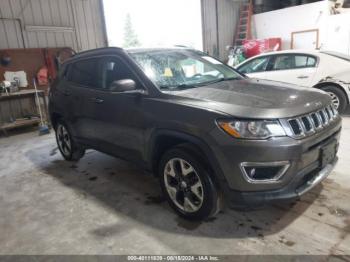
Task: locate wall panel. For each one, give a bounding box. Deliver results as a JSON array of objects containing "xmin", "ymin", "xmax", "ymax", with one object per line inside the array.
[
  {"xmin": 201, "ymin": 0, "xmax": 240, "ymax": 61},
  {"xmin": 0, "ymin": 0, "xmax": 107, "ymax": 51}
]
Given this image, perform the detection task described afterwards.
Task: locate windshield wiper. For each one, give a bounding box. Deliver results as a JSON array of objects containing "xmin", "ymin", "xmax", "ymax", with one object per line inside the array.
[
  {"xmin": 197, "ymin": 77, "xmax": 238, "ymax": 86},
  {"xmin": 159, "ymin": 83, "xmax": 197, "ymax": 90},
  {"xmin": 159, "ymin": 77, "xmax": 238, "ymax": 90}
]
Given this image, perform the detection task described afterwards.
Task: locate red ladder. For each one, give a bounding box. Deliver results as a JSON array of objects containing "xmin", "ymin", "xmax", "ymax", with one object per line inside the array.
[{"xmin": 234, "ymin": 0, "xmax": 253, "ymax": 47}]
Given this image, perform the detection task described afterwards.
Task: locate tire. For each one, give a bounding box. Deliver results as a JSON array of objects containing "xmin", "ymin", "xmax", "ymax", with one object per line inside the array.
[
  {"xmin": 55, "ymin": 120, "xmax": 85, "ymax": 161},
  {"xmin": 320, "ymin": 85, "xmax": 347, "ymax": 114},
  {"xmin": 158, "ymin": 144, "xmax": 221, "ymax": 221}
]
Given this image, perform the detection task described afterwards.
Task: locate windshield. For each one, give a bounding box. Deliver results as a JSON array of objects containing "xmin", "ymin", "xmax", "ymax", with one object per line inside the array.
[{"xmin": 129, "ymin": 49, "xmax": 243, "ymax": 91}]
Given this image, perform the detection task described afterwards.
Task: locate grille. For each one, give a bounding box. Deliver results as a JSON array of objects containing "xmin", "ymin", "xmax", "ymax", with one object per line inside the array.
[{"xmin": 284, "ymin": 105, "xmax": 339, "ymax": 139}]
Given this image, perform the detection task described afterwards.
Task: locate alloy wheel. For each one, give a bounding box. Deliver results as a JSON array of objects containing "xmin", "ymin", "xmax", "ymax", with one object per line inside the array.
[
  {"xmin": 327, "ymin": 91, "xmax": 340, "ymax": 110},
  {"xmin": 56, "ymin": 124, "xmax": 72, "ymax": 157},
  {"xmin": 163, "ymin": 158, "xmax": 204, "ymax": 213}
]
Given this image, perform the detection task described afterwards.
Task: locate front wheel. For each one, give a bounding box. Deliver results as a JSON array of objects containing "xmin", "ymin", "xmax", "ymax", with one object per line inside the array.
[
  {"xmin": 55, "ymin": 121, "xmax": 85, "ymax": 161},
  {"xmin": 320, "ymin": 85, "xmax": 347, "ymax": 113},
  {"xmin": 159, "ymin": 145, "xmax": 221, "ymax": 221}
]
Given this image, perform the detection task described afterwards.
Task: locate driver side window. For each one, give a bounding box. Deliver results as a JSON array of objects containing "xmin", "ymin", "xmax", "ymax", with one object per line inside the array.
[
  {"xmin": 100, "ymin": 57, "xmax": 140, "ymax": 90},
  {"xmin": 239, "ymin": 56, "xmax": 270, "ymax": 74}
]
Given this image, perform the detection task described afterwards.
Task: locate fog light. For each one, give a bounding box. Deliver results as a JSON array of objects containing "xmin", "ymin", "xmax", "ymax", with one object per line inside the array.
[{"xmin": 240, "ymin": 161, "xmax": 290, "ymax": 183}]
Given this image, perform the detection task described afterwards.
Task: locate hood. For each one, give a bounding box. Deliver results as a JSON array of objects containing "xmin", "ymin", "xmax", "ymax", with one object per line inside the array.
[{"xmin": 166, "ymin": 79, "xmax": 331, "ymax": 119}]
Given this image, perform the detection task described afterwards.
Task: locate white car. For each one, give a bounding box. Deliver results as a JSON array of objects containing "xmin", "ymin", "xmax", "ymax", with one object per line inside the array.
[{"xmin": 235, "ymin": 50, "xmax": 350, "ymax": 113}]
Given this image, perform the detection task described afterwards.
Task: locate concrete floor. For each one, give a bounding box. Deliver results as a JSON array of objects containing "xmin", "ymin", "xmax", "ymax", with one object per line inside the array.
[{"xmin": 0, "ymin": 118, "xmax": 349, "ymax": 255}]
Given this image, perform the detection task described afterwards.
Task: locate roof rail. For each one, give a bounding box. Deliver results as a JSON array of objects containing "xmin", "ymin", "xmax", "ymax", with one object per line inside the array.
[{"xmin": 73, "ymin": 46, "xmax": 123, "ymax": 57}]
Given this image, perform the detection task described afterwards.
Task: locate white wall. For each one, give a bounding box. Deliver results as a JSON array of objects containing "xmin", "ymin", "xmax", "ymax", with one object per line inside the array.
[
  {"xmin": 324, "ymin": 13, "xmax": 350, "ymax": 55},
  {"xmin": 252, "ymin": 0, "xmax": 350, "ymax": 55}
]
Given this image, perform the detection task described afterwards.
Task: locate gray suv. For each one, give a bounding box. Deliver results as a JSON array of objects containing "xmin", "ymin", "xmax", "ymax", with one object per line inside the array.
[{"xmin": 49, "ymin": 47, "xmax": 341, "ymax": 220}]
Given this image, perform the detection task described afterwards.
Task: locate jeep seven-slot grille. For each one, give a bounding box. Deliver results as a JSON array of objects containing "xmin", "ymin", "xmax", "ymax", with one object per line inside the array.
[{"xmin": 285, "ymin": 105, "xmax": 338, "ymax": 138}]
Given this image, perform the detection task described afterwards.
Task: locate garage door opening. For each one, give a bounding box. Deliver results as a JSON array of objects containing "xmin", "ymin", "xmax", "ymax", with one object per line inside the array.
[{"xmin": 103, "ymin": 0, "xmax": 203, "ymax": 50}]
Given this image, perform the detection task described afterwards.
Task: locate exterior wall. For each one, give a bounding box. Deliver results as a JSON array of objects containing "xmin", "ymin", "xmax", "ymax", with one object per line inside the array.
[
  {"xmin": 0, "ymin": 0, "xmax": 107, "ymax": 51},
  {"xmin": 201, "ymin": 0, "xmax": 240, "ymax": 61},
  {"xmin": 324, "ymin": 13, "xmax": 350, "ymax": 55},
  {"xmin": 252, "ymin": 1, "xmax": 328, "ymax": 50},
  {"xmin": 252, "ymin": 0, "xmax": 350, "ymax": 55}
]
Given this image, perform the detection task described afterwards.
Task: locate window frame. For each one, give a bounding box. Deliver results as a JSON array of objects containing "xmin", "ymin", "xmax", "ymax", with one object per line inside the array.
[
  {"xmin": 65, "ymin": 55, "xmax": 147, "ymax": 93},
  {"xmin": 98, "ymin": 55, "xmax": 145, "ymax": 91},
  {"xmin": 66, "ymin": 57, "xmax": 101, "ymax": 89}
]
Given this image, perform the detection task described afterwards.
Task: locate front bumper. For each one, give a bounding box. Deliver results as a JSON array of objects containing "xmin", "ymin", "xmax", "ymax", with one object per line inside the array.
[
  {"xmin": 225, "ymin": 157, "xmax": 338, "ymax": 208},
  {"xmin": 207, "ymin": 117, "xmax": 342, "ymax": 207}
]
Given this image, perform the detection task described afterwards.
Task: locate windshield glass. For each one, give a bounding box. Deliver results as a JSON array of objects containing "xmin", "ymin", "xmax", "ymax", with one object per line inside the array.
[{"xmin": 129, "ymin": 49, "xmax": 243, "ymax": 91}]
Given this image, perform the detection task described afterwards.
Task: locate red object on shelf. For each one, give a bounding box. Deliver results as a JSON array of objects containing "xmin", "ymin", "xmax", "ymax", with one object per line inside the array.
[
  {"xmin": 243, "ymin": 38, "xmax": 282, "ymax": 58},
  {"xmin": 37, "ymin": 66, "xmax": 49, "ymax": 86}
]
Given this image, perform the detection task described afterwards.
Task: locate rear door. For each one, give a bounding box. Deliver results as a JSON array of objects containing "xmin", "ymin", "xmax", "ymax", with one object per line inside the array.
[
  {"xmin": 264, "ymin": 54, "xmax": 318, "ymax": 87},
  {"xmin": 65, "ymin": 58, "xmax": 101, "ymax": 142}
]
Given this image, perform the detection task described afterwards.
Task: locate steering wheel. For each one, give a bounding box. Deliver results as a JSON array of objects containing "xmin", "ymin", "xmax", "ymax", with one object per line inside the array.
[
  {"xmin": 190, "ymin": 73, "xmax": 203, "ymax": 79},
  {"xmin": 214, "ymin": 72, "xmax": 225, "ymax": 78}
]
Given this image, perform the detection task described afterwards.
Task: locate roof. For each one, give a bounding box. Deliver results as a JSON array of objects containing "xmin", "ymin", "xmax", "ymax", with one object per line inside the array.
[
  {"xmin": 250, "ymin": 49, "xmax": 322, "ymax": 57},
  {"xmin": 65, "ymin": 46, "xmax": 194, "ymax": 63},
  {"xmin": 126, "ymin": 46, "xmax": 194, "ymax": 54},
  {"xmin": 72, "ymin": 47, "xmax": 124, "ymax": 58}
]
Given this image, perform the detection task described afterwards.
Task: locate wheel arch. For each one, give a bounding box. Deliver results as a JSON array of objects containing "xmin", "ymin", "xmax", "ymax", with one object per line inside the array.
[
  {"xmin": 50, "ymin": 112, "xmax": 63, "ymax": 130},
  {"xmin": 147, "ymin": 129, "xmax": 227, "ymax": 188},
  {"xmin": 313, "ymin": 81, "xmax": 349, "ymax": 105}
]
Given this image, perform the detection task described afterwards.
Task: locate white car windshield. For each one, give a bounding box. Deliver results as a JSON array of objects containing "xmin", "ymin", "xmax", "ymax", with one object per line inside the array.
[{"xmin": 129, "ymin": 49, "xmax": 243, "ymax": 91}]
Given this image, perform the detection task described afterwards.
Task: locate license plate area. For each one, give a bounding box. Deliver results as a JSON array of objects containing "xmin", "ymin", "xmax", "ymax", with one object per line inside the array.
[{"xmin": 320, "ymin": 140, "xmax": 337, "ymax": 168}]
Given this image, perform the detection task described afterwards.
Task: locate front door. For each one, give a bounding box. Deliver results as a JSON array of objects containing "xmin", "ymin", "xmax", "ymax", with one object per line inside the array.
[
  {"xmin": 86, "ymin": 56, "xmax": 148, "ymax": 163},
  {"xmin": 237, "ymin": 55, "xmax": 270, "ymax": 79}
]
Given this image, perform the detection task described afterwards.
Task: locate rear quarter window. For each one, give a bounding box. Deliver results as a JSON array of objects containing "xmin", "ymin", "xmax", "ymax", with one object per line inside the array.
[{"xmin": 295, "ymin": 55, "xmax": 317, "ymax": 68}]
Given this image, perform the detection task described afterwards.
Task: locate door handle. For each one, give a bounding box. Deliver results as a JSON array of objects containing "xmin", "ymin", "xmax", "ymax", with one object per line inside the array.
[
  {"xmin": 90, "ymin": 97, "xmax": 104, "ymax": 104},
  {"xmin": 297, "ymin": 75, "xmax": 309, "ymax": 79}
]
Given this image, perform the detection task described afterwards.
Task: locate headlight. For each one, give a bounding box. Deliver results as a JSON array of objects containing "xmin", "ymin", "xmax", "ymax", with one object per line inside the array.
[{"xmin": 218, "ymin": 119, "xmax": 286, "ymax": 139}]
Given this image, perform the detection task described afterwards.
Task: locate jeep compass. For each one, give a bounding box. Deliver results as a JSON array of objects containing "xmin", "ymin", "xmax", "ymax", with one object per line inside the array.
[{"xmin": 49, "ymin": 47, "xmax": 341, "ymax": 220}]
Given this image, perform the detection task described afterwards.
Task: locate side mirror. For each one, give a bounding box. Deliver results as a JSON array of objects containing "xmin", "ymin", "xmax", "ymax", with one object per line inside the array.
[{"xmin": 109, "ymin": 79, "xmax": 136, "ymax": 92}]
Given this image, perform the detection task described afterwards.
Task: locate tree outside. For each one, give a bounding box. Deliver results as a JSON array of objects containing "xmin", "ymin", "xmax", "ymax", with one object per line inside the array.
[{"xmin": 123, "ymin": 13, "xmax": 141, "ymax": 48}]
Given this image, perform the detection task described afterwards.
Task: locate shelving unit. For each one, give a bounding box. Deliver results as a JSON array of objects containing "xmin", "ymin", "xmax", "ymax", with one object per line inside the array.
[{"xmin": 0, "ymin": 89, "xmax": 49, "ymax": 136}]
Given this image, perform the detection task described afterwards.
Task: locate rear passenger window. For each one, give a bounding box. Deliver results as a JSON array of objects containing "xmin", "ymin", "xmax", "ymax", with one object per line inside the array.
[
  {"xmin": 67, "ymin": 59, "xmax": 99, "ymax": 88},
  {"xmin": 273, "ymin": 55, "xmax": 317, "ymax": 70}
]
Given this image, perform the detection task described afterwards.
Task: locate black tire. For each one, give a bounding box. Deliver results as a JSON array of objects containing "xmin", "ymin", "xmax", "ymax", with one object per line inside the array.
[
  {"xmin": 55, "ymin": 120, "xmax": 85, "ymax": 161},
  {"xmin": 158, "ymin": 144, "xmax": 221, "ymax": 221},
  {"xmin": 320, "ymin": 85, "xmax": 347, "ymax": 114}
]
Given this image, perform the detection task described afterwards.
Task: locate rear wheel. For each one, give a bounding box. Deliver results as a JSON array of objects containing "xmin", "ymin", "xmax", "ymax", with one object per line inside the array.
[
  {"xmin": 320, "ymin": 85, "xmax": 347, "ymax": 113},
  {"xmin": 159, "ymin": 145, "xmax": 221, "ymax": 221},
  {"xmin": 55, "ymin": 121, "xmax": 85, "ymax": 161}
]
